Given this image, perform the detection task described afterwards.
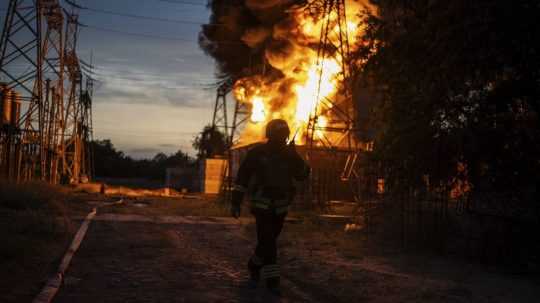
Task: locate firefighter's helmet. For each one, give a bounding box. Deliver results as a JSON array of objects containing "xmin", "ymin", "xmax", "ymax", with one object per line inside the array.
[{"xmin": 265, "ymin": 119, "xmax": 290, "ymax": 141}]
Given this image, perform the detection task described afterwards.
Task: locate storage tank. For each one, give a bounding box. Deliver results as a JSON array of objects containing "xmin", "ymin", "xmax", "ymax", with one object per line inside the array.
[
  {"xmin": 10, "ymin": 92, "xmax": 21, "ymax": 127},
  {"xmin": 0, "ymin": 84, "xmax": 12, "ymax": 126}
]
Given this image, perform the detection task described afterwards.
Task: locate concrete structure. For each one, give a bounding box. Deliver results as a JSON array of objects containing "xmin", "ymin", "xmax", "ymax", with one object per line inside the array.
[{"xmin": 199, "ymin": 158, "xmax": 228, "ymax": 194}]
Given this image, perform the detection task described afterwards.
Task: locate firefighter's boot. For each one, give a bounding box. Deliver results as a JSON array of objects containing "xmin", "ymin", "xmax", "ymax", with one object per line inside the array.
[
  {"xmin": 248, "ymin": 255, "xmax": 263, "ymax": 282},
  {"xmin": 262, "ymin": 264, "xmax": 281, "ymax": 295},
  {"xmin": 266, "ymin": 277, "xmax": 281, "ymax": 296}
]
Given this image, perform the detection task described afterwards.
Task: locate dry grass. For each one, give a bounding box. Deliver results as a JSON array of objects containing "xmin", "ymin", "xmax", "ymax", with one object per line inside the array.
[
  {"xmin": 0, "ymin": 180, "xmax": 74, "ymax": 302},
  {"xmin": 98, "ymin": 195, "xmax": 235, "ymax": 217}
]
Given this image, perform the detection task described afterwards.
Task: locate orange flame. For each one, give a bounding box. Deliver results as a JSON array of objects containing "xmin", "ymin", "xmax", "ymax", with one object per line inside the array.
[
  {"xmin": 250, "ymin": 96, "xmax": 266, "ymax": 123},
  {"xmin": 233, "ymin": 0, "xmax": 373, "ymax": 146}
]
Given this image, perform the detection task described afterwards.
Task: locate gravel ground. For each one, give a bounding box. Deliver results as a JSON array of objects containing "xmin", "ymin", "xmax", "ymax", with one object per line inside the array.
[{"xmin": 53, "ymin": 211, "xmax": 540, "ymax": 303}]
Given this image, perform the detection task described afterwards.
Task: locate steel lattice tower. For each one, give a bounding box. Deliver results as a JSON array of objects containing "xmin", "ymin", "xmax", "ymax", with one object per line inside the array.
[
  {"xmin": 0, "ymin": 0, "xmax": 45, "ymax": 181},
  {"xmin": 80, "ymin": 75, "xmax": 94, "ymax": 181},
  {"xmin": 41, "ymin": 0, "xmax": 65, "ymax": 184},
  {"xmin": 61, "ymin": 3, "xmax": 82, "ymax": 183},
  {"xmin": 1, "ymin": 0, "xmax": 92, "ymax": 183},
  {"xmin": 303, "ymin": 0, "xmax": 367, "ymax": 206},
  {"xmin": 211, "ymin": 81, "xmax": 230, "ymax": 145},
  {"xmin": 211, "ymin": 79, "xmax": 249, "ymax": 147},
  {"xmin": 211, "ymin": 79, "xmax": 250, "ymax": 202},
  {"xmin": 305, "ymin": 0, "xmax": 356, "ymax": 152}
]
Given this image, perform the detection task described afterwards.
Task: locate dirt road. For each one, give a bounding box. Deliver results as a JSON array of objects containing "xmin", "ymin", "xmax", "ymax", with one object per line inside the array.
[
  {"xmin": 54, "ymin": 213, "xmax": 539, "ymax": 302},
  {"xmin": 54, "ymin": 216, "xmax": 314, "ymax": 302}
]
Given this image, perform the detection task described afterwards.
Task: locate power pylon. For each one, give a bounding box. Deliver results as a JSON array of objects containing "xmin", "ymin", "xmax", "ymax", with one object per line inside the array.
[
  {"xmin": 80, "ymin": 75, "xmax": 94, "ymax": 181},
  {"xmin": 211, "ymin": 81, "xmax": 230, "ymax": 145},
  {"xmin": 61, "ymin": 2, "xmax": 82, "ymax": 183},
  {"xmin": 211, "ymin": 79, "xmax": 250, "ymax": 202},
  {"xmin": 305, "ymin": 0, "xmax": 356, "ymax": 153},
  {"xmin": 305, "ymin": 0, "xmax": 366, "ymax": 205},
  {"xmin": 0, "ymin": 0, "xmax": 92, "ymax": 184},
  {"xmin": 41, "ymin": 0, "xmax": 65, "ymax": 184},
  {"xmin": 211, "ymin": 79, "xmax": 249, "ymax": 147},
  {"xmin": 0, "ymin": 0, "xmax": 46, "ymax": 181},
  {"xmin": 230, "ymin": 97, "xmax": 249, "ymax": 146}
]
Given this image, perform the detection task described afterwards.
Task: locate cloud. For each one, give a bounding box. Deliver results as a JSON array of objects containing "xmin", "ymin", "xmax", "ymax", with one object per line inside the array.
[
  {"xmin": 105, "ymin": 57, "xmax": 131, "ymax": 63},
  {"xmin": 158, "ymin": 143, "xmax": 178, "ymax": 148},
  {"xmin": 128, "ymin": 147, "xmax": 163, "ymax": 155},
  {"xmin": 92, "ymin": 102, "xmax": 210, "ymax": 158},
  {"xmin": 92, "ymin": 65, "xmax": 216, "ymax": 108},
  {"xmin": 3, "ymin": 0, "xmax": 215, "ymax": 160}
]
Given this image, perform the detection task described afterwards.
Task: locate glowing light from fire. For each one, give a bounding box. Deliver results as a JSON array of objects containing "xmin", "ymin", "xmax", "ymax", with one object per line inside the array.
[
  {"xmin": 295, "ymin": 58, "xmax": 341, "ymax": 123},
  {"xmin": 232, "ymin": 0, "xmax": 370, "ymax": 145},
  {"xmin": 315, "ymin": 115, "xmax": 328, "ymax": 140},
  {"xmin": 251, "ymin": 96, "xmax": 266, "ymax": 123}
]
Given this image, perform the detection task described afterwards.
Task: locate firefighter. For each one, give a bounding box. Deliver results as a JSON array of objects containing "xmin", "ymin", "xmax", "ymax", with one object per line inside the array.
[{"xmin": 230, "ymin": 119, "xmax": 310, "ymax": 294}]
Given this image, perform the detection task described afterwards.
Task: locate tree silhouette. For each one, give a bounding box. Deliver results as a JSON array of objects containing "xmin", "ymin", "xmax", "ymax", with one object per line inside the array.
[{"xmin": 192, "ymin": 125, "xmax": 227, "ymax": 158}]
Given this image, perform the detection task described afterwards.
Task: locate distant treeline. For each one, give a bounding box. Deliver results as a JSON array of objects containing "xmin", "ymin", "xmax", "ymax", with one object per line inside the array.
[{"xmin": 91, "ymin": 140, "xmax": 195, "ymax": 180}]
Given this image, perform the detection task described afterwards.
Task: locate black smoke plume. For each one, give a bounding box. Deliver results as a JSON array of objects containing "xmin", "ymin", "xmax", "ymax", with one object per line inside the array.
[{"xmin": 199, "ymin": 0, "xmax": 305, "ymax": 83}]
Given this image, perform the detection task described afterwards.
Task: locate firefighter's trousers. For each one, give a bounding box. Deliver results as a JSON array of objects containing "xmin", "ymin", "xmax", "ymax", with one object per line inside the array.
[{"xmin": 248, "ymin": 210, "xmax": 286, "ymax": 287}]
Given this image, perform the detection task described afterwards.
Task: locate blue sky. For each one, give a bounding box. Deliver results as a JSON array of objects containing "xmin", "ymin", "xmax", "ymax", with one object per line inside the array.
[{"xmin": 1, "ymin": 0, "xmax": 217, "ymax": 159}]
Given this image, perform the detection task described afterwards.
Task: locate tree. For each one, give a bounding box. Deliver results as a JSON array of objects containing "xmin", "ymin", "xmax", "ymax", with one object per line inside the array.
[
  {"xmin": 192, "ymin": 125, "xmax": 228, "ymax": 158},
  {"xmin": 355, "ymin": 0, "xmax": 540, "ymax": 197},
  {"xmin": 91, "ymin": 139, "xmax": 194, "ymax": 180}
]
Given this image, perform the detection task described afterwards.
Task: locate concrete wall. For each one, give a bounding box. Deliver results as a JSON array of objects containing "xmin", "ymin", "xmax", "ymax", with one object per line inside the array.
[{"xmin": 199, "ymin": 158, "xmax": 228, "ymax": 194}]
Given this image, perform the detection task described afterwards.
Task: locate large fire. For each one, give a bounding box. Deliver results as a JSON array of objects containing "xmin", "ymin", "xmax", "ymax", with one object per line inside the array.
[{"xmin": 233, "ymin": 0, "xmax": 371, "ymax": 145}]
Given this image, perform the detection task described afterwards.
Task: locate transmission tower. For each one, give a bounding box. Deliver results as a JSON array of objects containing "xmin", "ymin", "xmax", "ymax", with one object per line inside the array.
[
  {"xmin": 61, "ymin": 3, "xmax": 82, "ymax": 183},
  {"xmin": 230, "ymin": 95, "xmax": 249, "ymax": 146},
  {"xmin": 1, "ymin": 0, "xmax": 92, "ymax": 183},
  {"xmin": 80, "ymin": 75, "xmax": 94, "ymax": 181},
  {"xmin": 39, "ymin": 0, "xmax": 65, "ymax": 184},
  {"xmin": 306, "ymin": 0, "xmax": 356, "ymax": 152},
  {"xmin": 0, "ymin": 0, "xmax": 46, "ymax": 181},
  {"xmin": 211, "ymin": 79, "xmax": 250, "ymax": 147},
  {"xmin": 210, "ymin": 78, "xmax": 250, "ymax": 202},
  {"xmin": 79, "ymin": 56, "xmax": 95, "ymax": 181},
  {"xmin": 211, "ymin": 81, "xmax": 230, "ymax": 145},
  {"xmin": 305, "ymin": 0, "xmax": 366, "ymax": 205}
]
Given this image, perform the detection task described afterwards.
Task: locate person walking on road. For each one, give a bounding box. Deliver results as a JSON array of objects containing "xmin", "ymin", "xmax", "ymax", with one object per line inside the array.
[{"xmin": 230, "ymin": 119, "xmax": 310, "ymax": 295}]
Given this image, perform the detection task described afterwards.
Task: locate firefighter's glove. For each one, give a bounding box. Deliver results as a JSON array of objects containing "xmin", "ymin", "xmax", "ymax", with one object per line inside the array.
[{"xmin": 231, "ymin": 201, "xmax": 241, "ymax": 218}]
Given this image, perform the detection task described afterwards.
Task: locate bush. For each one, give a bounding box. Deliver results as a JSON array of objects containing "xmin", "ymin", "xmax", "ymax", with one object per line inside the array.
[
  {"xmin": 0, "ymin": 181, "xmax": 72, "ymax": 258},
  {"xmin": 0, "ymin": 180, "xmax": 67, "ymax": 213}
]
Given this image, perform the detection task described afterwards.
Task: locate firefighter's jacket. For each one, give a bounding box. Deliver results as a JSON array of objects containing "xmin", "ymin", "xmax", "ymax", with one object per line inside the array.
[{"xmin": 232, "ymin": 142, "xmax": 310, "ymax": 214}]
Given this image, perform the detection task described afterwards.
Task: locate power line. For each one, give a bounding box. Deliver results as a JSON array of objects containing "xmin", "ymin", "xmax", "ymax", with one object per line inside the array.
[
  {"xmin": 94, "ymin": 124, "xmax": 199, "ymax": 134},
  {"xmin": 79, "ymin": 23, "xmax": 245, "ymax": 45},
  {"xmin": 63, "ymin": 0, "xmax": 85, "ymax": 9},
  {"xmin": 95, "ymin": 131, "xmax": 198, "ymax": 138},
  {"xmin": 80, "ymin": 23, "xmax": 197, "ymax": 42},
  {"xmin": 67, "ymin": 1, "xmax": 220, "ymax": 26},
  {"xmin": 158, "ymin": 0, "xmax": 207, "ymax": 7},
  {"xmin": 93, "ymin": 77, "xmax": 216, "ymax": 87},
  {"xmin": 82, "ymin": 6, "xmax": 208, "ymax": 25},
  {"xmin": 85, "ymin": 65, "xmax": 216, "ymax": 79}
]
